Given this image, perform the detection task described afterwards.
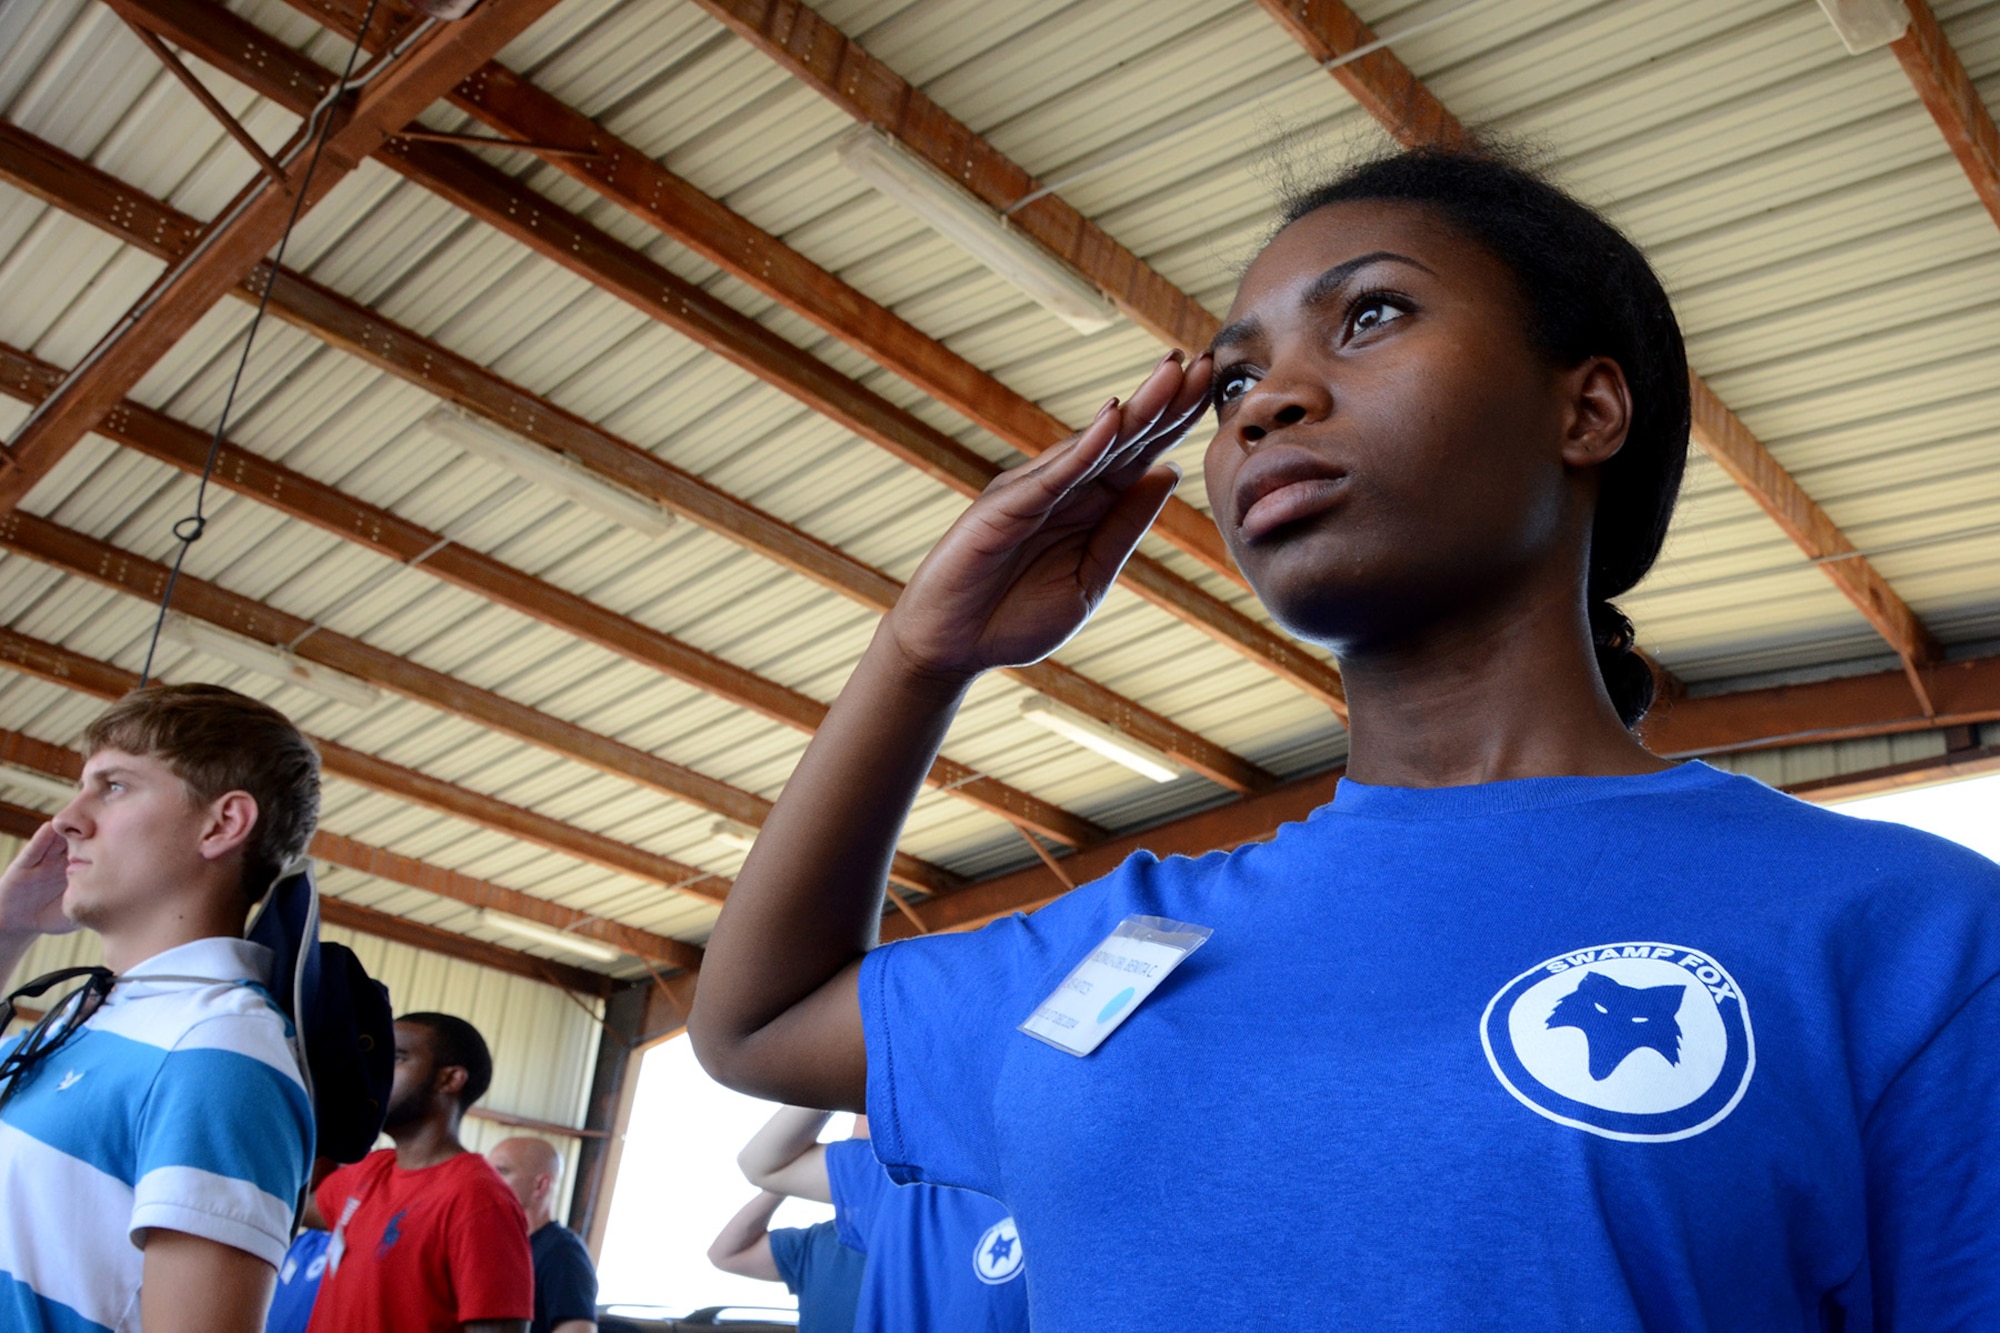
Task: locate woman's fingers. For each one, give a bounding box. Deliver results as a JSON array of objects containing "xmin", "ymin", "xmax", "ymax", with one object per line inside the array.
[
  {"xmin": 958, "ymin": 349, "xmax": 1212, "ymax": 559},
  {"xmin": 1079, "ymin": 463, "xmax": 1183, "ymax": 593},
  {"xmin": 1073, "ymin": 357, "xmax": 1192, "ymax": 489}
]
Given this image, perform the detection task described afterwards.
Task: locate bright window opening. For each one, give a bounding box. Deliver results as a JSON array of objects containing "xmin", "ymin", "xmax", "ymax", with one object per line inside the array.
[{"xmin": 596, "ymin": 1034, "xmax": 841, "ymax": 1317}]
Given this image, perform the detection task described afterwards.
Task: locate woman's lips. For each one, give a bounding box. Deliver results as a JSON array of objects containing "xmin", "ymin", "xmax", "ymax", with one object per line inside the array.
[{"xmin": 1237, "ymin": 474, "xmax": 1349, "ymax": 543}]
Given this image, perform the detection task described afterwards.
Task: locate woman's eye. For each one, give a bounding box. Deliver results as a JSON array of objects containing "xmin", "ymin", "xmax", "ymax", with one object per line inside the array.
[
  {"xmin": 1349, "ymin": 296, "xmax": 1408, "ymax": 337},
  {"xmin": 1213, "ymin": 366, "xmax": 1258, "ymax": 405}
]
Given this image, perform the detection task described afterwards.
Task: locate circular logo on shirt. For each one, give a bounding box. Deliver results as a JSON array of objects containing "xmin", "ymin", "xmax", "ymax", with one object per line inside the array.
[
  {"xmin": 1481, "ymin": 942, "xmax": 1754, "ymax": 1142},
  {"xmin": 973, "ymin": 1218, "xmax": 1024, "ymax": 1285}
]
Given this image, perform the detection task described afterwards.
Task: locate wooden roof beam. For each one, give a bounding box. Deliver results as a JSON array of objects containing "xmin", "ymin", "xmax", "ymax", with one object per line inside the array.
[
  {"xmin": 278, "ymin": 0, "xmax": 1246, "ymax": 590},
  {"xmin": 0, "ymin": 796, "xmax": 617, "ymax": 994},
  {"xmin": 0, "ymin": 118, "xmax": 1277, "ymax": 796},
  {"xmin": 683, "ymin": 0, "xmax": 1220, "ymax": 351},
  {"xmin": 890, "ymin": 651, "xmax": 2000, "ymax": 938},
  {"xmin": 0, "ymin": 343, "xmax": 1102, "ymax": 851},
  {"xmin": 1892, "ymin": 0, "xmax": 2000, "ymax": 232},
  {"xmin": 0, "ymin": 512, "xmax": 966, "ymax": 897},
  {"xmin": 109, "ymin": 0, "xmax": 1338, "ymax": 739},
  {"xmin": 1249, "ymin": 0, "xmax": 1943, "ymax": 704},
  {"xmin": 0, "ymin": 0, "xmax": 564, "ymax": 514},
  {"xmin": 0, "ymin": 728, "xmax": 702, "ymax": 971},
  {"xmin": 0, "ymin": 623, "xmax": 720, "ymax": 895}
]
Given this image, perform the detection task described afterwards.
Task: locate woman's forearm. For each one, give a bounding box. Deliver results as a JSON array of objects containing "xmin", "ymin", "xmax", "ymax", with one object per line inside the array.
[{"xmin": 688, "ymin": 626, "xmax": 971, "ymax": 1103}]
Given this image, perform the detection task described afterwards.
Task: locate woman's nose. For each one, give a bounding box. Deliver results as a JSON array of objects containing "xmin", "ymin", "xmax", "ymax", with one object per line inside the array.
[
  {"xmin": 1234, "ymin": 369, "xmax": 1330, "ymax": 445},
  {"xmin": 1241, "ymin": 402, "xmax": 1308, "ymax": 444}
]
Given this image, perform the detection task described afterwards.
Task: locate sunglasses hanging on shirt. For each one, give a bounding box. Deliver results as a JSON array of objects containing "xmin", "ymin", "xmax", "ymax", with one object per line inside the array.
[{"xmin": 0, "ymin": 965, "xmax": 114, "ymax": 1112}]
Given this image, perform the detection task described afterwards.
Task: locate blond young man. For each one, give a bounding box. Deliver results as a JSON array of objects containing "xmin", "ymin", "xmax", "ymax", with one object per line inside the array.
[{"xmin": 0, "ymin": 684, "xmax": 318, "ymax": 1333}]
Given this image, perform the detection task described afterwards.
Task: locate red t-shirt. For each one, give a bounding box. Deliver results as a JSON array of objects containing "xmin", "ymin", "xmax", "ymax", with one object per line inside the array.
[{"xmin": 308, "ymin": 1148, "xmax": 534, "ymax": 1332}]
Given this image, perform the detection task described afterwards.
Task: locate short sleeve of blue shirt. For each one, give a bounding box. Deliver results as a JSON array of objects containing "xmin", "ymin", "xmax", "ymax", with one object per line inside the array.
[
  {"xmin": 133, "ymin": 1013, "xmax": 314, "ymax": 1267},
  {"xmin": 1862, "ymin": 970, "xmax": 2000, "ymax": 1325},
  {"xmin": 768, "ymin": 1221, "xmax": 866, "ymax": 1333},
  {"xmin": 767, "ymin": 1224, "xmax": 811, "ymax": 1287},
  {"xmin": 825, "ymin": 1138, "xmax": 895, "ymax": 1252}
]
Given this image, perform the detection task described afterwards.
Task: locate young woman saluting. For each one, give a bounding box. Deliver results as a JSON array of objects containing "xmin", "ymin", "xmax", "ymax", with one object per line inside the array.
[{"xmin": 689, "ymin": 149, "xmax": 2000, "ymax": 1330}]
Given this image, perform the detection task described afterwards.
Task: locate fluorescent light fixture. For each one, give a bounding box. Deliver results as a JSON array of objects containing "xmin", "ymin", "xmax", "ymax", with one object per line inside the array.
[
  {"xmin": 422, "ymin": 407, "xmax": 675, "ymax": 539},
  {"xmin": 1018, "ymin": 697, "xmax": 1179, "ymax": 784},
  {"xmin": 0, "ymin": 764, "xmax": 76, "ymax": 804},
  {"xmin": 709, "ymin": 818, "xmax": 758, "ymax": 852},
  {"xmin": 476, "ymin": 910, "xmax": 621, "ymax": 963},
  {"xmin": 159, "ymin": 613, "xmax": 381, "ymax": 710},
  {"xmin": 836, "ymin": 126, "xmax": 1119, "ymax": 336},
  {"xmin": 1814, "ymin": 0, "xmax": 1907, "ymax": 52}
]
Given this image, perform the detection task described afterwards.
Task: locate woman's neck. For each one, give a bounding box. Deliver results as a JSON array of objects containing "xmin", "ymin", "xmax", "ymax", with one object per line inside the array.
[{"xmin": 1335, "ymin": 574, "xmax": 1667, "ymax": 789}]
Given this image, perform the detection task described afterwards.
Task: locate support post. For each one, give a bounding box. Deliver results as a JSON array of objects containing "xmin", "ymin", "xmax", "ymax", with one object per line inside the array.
[{"xmin": 569, "ymin": 972, "xmax": 697, "ymax": 1254}]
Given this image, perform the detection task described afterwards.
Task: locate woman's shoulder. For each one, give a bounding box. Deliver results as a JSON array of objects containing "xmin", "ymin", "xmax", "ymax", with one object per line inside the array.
[{"xmin": 1699, "ymin": 766, "xmax": 2000, "ymax": 889}]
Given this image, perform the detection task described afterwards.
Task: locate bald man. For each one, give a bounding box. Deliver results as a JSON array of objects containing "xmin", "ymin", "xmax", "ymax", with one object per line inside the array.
[{"xmin": 488, "ymin": 1138, "xmax": 597, "ymax": 1333}]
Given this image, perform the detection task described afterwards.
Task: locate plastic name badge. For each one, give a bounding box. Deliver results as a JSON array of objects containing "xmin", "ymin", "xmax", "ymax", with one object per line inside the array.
[{"xmin": 1019, "ymin": 915, "xmax": 1212, "ymax": 1056}]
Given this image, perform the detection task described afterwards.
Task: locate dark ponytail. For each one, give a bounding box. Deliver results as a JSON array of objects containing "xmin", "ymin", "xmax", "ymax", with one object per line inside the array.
[
  {"xmin": 1281, "ymin": 146, "xmax": 1690, "ymax": 727},
  {"xmin": 1588, "ymin": 600, "xmax": 1654, "ymax": 728}
]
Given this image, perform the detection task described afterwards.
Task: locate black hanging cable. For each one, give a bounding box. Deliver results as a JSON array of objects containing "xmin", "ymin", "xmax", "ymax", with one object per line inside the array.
[{"xmin": 138, "ymin": 0, "xmax": 386, "ymax": 686}]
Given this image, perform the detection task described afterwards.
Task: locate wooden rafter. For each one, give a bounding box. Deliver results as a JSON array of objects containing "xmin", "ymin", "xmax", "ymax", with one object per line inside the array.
[
  {"xmin": 1250, "ymin": 0, "xmax": 1943, "ymax": 702},
  {"xmin": 1892, "ymin": 0, "xmax": 2000, "ymax": 232},
  {"xmin": 277, "ymin": 0, "xmax": 1246, "ymax": 590},
  {"xmin": 0, "ymin": 510, "xmax": 967, "ymax": 896},
  {"xmin": 885, "ymin": 651, "xmax": 2000, "ymax": 938},
  {"xmin": 0, "ymin": 624, "xmax": 720, "ymax": 895},
  {"xmin": 0, "ymin": 727, "xmax": 701, "ymax": 971},
  {"xmin": 0, "ymin": 796, "xmax": 617, "ymax": 994},
  {"xmin": 0, "ymin": 341, "xmax": 1102, "ymax": 851},
  {"xmin": 682, "ymin": 0, "xmax": 1218, "ymax": 350},
  {"xmin": 0, "ymin": 118, "xmax": 1277, "ymax": 796},
  {"xmin": 0, "ymin": 0, "xmax": 565, "ymax": 514}
]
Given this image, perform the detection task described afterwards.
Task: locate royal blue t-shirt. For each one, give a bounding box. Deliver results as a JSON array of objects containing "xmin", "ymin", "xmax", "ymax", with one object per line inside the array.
[
  {"xmin": 824, "ymin": 1139, "xmax": 1028, "ymax": 1332},
  {"xmin": 768, "ymin": 1220, "xmax": 865, "ymax": 1333},
  {"xmin": 860, "ymin": 762, "xmax": 2000, "ymax": 1331}
]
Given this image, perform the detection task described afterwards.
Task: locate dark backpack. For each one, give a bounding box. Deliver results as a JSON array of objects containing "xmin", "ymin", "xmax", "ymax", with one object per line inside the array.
[{"xmin": 247, "ymin": 863, "xmax": 394, "ymax": 1166}]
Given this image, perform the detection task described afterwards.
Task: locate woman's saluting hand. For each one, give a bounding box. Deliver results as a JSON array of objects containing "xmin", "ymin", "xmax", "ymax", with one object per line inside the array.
[{"xmin": 885, "ymin": 350, "xmax": 1213, "ymax": 683}]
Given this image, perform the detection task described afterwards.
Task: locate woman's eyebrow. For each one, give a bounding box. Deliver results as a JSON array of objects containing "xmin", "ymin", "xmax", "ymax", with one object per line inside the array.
[
  {"xmin": 1301, "ymin": 250, "xmax": 1435, "ymax": 307},
  {"xmin": 1209, "ymin": 316, "xmax": 1264, "ymax": 356},
  {"xmin": 1208, "ymin": 251, "xmax": 1435, "ymax": 354}
]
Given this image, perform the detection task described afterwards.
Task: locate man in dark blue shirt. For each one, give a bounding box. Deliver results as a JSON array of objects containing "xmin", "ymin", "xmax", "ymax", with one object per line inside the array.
[
  {"xmin": 709, "ymin": 1189, "xmax": 864, "ymax": 1333},
  {"xmin": 489, "ymin": 1137, "xmax": 597, "ymax": 1333}
]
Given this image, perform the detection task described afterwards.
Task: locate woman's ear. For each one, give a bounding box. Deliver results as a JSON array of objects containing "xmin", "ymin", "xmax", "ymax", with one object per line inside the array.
[{"xmin": 1559, "ymin": 355, "xmax": 1633, "ymax": 469}]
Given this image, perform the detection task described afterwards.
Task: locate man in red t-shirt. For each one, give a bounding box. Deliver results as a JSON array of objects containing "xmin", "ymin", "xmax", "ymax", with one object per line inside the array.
[{"xmin": 308, "ymin": 1012, "xmax": 534, "ymax": 1333}]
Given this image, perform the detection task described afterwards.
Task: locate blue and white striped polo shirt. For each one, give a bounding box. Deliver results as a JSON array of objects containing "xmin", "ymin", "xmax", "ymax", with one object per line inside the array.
[{"xmin": 0, "ymin": 937, "xmax": 313, "ymax": 1333}]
